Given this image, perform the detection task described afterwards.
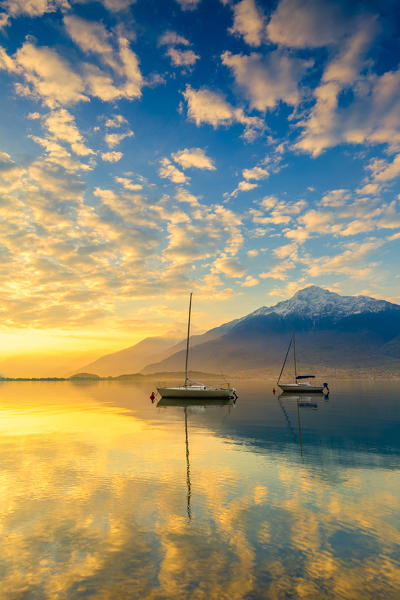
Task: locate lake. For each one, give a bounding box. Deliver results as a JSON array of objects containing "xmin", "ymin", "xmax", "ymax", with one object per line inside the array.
[{"xmin": 0, "ymin": 380, "xmax": 399, "ymax": 599}]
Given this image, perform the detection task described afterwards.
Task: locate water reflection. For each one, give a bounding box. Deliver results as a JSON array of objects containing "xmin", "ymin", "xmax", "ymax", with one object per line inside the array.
[
  {"xmin": 0, "ymin": 381, "xmax": 398, "ymax": 599},
  {"xmin": 157, "ymin": 397, "xmax": 237, "ymax": 521}
]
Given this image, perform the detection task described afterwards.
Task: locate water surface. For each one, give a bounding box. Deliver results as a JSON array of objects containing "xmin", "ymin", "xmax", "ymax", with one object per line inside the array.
[{"xmin": 0, "ymin": 380, "xmax": 399, "ymax": 599}]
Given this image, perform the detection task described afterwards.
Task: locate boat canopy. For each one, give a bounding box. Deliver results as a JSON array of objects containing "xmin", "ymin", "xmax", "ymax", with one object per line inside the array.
[{"xmin": 296, "ymin": 375, "xmax": 315, "ymax": 379}]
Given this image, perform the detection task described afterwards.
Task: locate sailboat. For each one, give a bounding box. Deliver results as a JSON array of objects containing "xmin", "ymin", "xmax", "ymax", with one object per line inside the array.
[
  {"xmin": 277, "ymin": 330, "xmax": 329, "ymax": 393},
  {"xmin": 157, "ymin": 293, "xmax": 238, "ymax": 400}
]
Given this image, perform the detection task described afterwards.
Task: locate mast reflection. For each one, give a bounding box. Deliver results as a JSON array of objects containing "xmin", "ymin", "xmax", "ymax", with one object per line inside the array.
[
  {"xmin": 156, "ymin": 396, "xmax": 237, "ymax": 521},
  {"xmin": 278, "ymin": 393, "xmax": 321, "ymax": 457}
]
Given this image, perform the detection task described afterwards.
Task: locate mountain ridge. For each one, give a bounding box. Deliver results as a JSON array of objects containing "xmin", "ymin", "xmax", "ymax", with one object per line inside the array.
[{"xmin": 77, "ymin": 286, "xmax": 400, "ymax": 377}]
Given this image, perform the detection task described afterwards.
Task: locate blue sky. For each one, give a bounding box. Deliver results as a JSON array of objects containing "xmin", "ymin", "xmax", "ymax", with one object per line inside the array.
[{"xmin": 0, "ymin": 0, "xmax": 400, "ymax": 367}]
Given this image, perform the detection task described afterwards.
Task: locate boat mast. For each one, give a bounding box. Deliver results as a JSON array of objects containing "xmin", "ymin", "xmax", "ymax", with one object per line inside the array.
[
  {"xmin": 293, "ymin": 329, "xmax": 297, "ymax": 383},
  {"xmin": 184, "ymin": 292, "xmax": 192, "ymax": 387},
  {"xmin": 277, "ymin": 336, "xmax": 292, "ymax": 385}
]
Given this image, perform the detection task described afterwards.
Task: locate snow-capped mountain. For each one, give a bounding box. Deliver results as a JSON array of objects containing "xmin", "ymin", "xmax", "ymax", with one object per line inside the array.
[
  {"xmin": 143, "ymin": 286, "xmax": 400, "ymax": 375},
  {"xmin": 240, "ymin": 286, "xmax": 399, "ymax": 322}
]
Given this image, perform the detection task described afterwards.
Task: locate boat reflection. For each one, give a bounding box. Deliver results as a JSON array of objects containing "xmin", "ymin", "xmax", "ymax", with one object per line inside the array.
[
  {"xmin": 156, "ymin": 397, "xmax": 237, "ymax": 520},
  {"xmin": 278, "ymin": 393, "xmax": 324, "ymax": 457}
]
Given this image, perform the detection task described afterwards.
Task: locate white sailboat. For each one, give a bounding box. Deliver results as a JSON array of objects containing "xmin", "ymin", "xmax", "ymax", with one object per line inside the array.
[
  {"xmin": 277, "ymin": 330, "xmax": 329, "ymax": 394},
  {"xmin": 157, "ymin": 293, "xmax": 238, "ymax": 400}
]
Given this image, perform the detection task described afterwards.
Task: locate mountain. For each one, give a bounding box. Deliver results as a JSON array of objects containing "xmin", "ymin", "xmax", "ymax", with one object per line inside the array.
[
  {"xmin": 142, "ymin": 286, "xmax": 400, "ymax": 376},
  {"xmin": 78, "ymin": 337, "xmax": 178, "ymax": 377}
]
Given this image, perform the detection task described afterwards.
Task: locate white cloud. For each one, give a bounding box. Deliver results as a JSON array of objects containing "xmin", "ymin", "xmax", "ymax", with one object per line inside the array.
[
  {"xmin": 158, "ymin": 31, "xmax": 190, "ymax": 47},
  {"xmin": 174, "ymin": 188, "xmax": 199, "ymax": 206},
  {"xmin": 294, "ymin": 20, "xmax": 391, "ymax": 157},
  {"xmin": 320, "ymin": 189, "xmax": 351, "ymax": 207},
  {"xmin": 260, "ymin": 261, "xmax": 295, "ymax": 280},
  {"xmin": 101, "ymin": 0, "xmax": 136, "ymax": 11},
  {"xmin": 366, "ymin": 154, "xmax": 400, "ymax": 183},
  {"xmin": 105, "ymin": 114, "xmax": 128, "ymax": 128},
  {"xmin": 273, "ymin": 242, "xmax": 298, "ymax": 259},
  {"xmin": 356, "ymin": 182, "xmax": 381, "ymax": 196},
  {"xmin": 182, "ymin": 85, "xmax": 264, "ymax": 139},
  {"xmin": 1, "ymin": 42, "xmax": 88, "ymax": 107},
  {"xmin": 230, "ymin": 181, "xmax": 258, "ymax": 197},
  {"xmin": 242, "ymin": 165, "xmax": 269, "ymax": 180},
  {"xmin": 64, "ymin": 15, "xmax": 143, "ymax": 102},
  {"xmin": 44, "ymin": 109, "xmax": 94, "ymax": 156},
  {"xmin": 266, "ymin": 0, "xmax": 348, "ymax": 48},
  {"xmin": 166, "ymin": 48, "xmax": 199, "ymax": 67},
  {"xmin": 305, "ymin": 239, "xmax": 383, "ymax": 277},
  {"xmin": 159, "ymin": 158, "xmax": 187, "ymax": 183},
  {"xmin": 2, "ymin": 0, "xmax": 69, "ymax": 19},
  {"xmin": 104, "ymin": 131, "xmax": 134, "ymax": 148},
  {"xmin": 172, "ymin": 148, "xmax": 215, "ymax": 170},
  {"xmin": 229, "ymin": 0, "xmax": 265, "ymax": 47},
  {"xmin": 212, "ymin": 255, "xmax": 246, "ymax": 277},
  {"xmin": 241, "ymin": 275, "xmax": 259, "ymax": 287},
  {"xmin": 101, "ymin": 151, "xmax": 123, "ymax": 162},
  {"xmin": 175, "ymin": 0, "xmax": 201, "ymax": 10},
  {"xmin": 115, "ymin": 177, "xmax": 142, "ymax": 191},
  {"xmin": 221, "ymin": 50, "xmax": 311, "ymax": 112}
]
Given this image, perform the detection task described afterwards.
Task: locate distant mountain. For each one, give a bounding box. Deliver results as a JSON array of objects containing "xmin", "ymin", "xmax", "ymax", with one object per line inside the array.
[
  {"xmin": 142, "ymin": 286, "xmax": 400, "ymax": 376},
  {"xmin": 78, "ymin": 337, "xmax": 178, "ymax": 377}
]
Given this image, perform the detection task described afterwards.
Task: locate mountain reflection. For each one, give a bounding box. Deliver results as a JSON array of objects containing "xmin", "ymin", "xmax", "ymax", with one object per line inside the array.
[{"xmin": 0, "ymin": 381, "xmax": 399, "ymax": 599}]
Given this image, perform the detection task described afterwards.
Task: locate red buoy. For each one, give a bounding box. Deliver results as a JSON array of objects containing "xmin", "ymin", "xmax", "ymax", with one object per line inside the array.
[
  {"xmin": 272, "ymin": 388, "xmax": 276, "ymax": 395},
  {"xmin": 150, "ymin": 392, "xmax": 155, "ymax": 402}
]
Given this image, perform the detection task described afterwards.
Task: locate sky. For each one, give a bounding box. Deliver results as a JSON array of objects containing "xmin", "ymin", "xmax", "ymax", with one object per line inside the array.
[{"xmin": 0, "ymin": 0, "xmax": 400, "ymax": 374}]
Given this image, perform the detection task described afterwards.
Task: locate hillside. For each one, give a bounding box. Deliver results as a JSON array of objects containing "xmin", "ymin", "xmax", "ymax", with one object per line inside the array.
[{"xmin": 78, "ymin": 337, "xmax": 178, "ymax": 377}]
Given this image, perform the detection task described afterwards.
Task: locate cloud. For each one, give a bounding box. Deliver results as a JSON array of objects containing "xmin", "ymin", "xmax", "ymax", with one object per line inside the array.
[
  {"xmin": 212, "ymin": 255, "xmax": 246, "ymax": 277},
  {"xmin": 44, "ymin": 109, "xmax": 94, "ymax": 156},
  {"xmin": 250, "ymin": 197, "xmax": 306, "ymax": 226},
  {"xmin": 305, "ymin": 239, "xmax": 383, "ymax": 277},
  {"xmin": 241, "ymin": 275, "xmax": 259, "ymax": 287},
  {"xmin": 101, "ymin": 151, "xmax": 123, "ymax": 162},
  {"xmin": 273, "ymin": 242, "xmax": 298, "ymax": 259},
  {"xmin": 221, "ymin": 50, "xmax": 311, "ymax": 112},
  {"xmin": 229, "ymin": 0, "xmax": 265, "ymax": 47},
  {"xmin": 175, "ymin": 0, "xmax": 201, "ymax": 10},
  {"xmin": 171, "ymin": 148, "xmax": 215, "ymax": 170},
  {"xmin": 320, "ymin": 189, "xmax": 351, "ymax": 207},
  {"xmin": 242, "ymin": 165, "xmax": 269, "ymax": 180},
  {"xmin": 230, "ymin": 181, "xmax": 258, "ymax": 197},
  {"xmin": 1, "ymin": 0, "xmax": 69, "ymax": 19},
  {"xmin": 260, "ymin": 261, "xmax": 295, "ymax": 280},
  {"xmin": 104, "ymin": 131, "xmax": 134, "ymax": 148},
  {"xmin": 174, "ymin": 188, "xmax": 199, "ymax": 206},
  {"xmin": 182, "ymin": 85, "xmax": 264, "ymax": 139},
  {"xmin": 158, "ymin": 31, "xmax": 190, "ymax": 47},
  {"xmin": 266, "ymin": 0, "xmax": 349, "ymax": 48},
  {"xmin": 166, "ymin": 48, "xmax": 199, "ymax": 67},
  {"xmin": 105, "ymin": 114, "xmax": 128, "ymax": 128},
  {"xmin": 366, "ymin": 154, "xmax": 400, "ymax": 183},
  {"xmin": 159, "ymin": 158, "xmax": 187, "ymax": 183},
  {"xmin": 0, "ymin": 42, "xmax": 87, "ymax": 108},
  {"xmin": 294, "ymin": 20, "xmax": 390, "ymax": 156},
  {"xmin": 64, "ymin": 15, "xmax": 143, "ymax": 102},
  {"xmin": 115, "ymin": 176, "xmax": 142, "ymax": 191},
  {"xmin": 30, "ymin": 136, "xmax": 94, "ymax": 172}
]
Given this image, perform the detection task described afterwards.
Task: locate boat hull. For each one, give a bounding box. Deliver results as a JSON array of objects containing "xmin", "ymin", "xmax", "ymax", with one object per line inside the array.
[
  {"xmin": 157, "ymin": 386, "xmax": 237, "ymax": 399},
  {"xmin": 278, "ymin": 383, "xmax": 324, "ymax": 393}
]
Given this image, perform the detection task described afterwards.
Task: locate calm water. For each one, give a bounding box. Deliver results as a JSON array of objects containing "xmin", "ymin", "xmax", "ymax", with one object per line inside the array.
[{"xmin": 0, "ymin": 380, "xmax": 399, "ymax": 599}]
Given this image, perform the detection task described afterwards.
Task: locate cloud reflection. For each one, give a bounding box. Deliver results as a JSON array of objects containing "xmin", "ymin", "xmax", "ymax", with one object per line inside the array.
[{"xmin": 0, "ymin": 383, "xmax": 399, "ymax": 599}]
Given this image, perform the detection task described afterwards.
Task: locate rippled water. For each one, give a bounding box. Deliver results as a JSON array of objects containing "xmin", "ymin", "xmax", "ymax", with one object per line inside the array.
[{"xmin": 0, "ymin": 380, "xmax": 399, "ymax": 599}]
